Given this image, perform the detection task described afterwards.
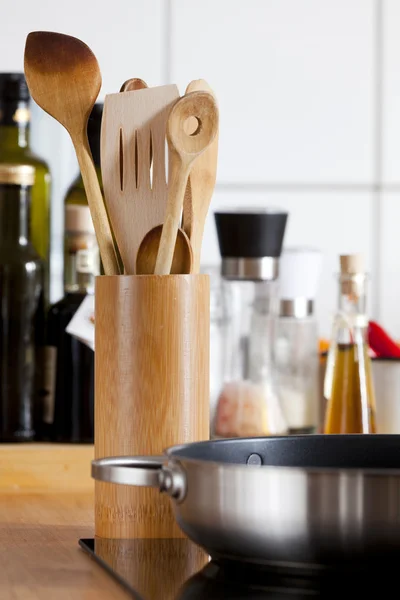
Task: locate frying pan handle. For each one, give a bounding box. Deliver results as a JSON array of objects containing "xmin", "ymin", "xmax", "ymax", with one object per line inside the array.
[{"xmin": 91, "ymin": 456, "xmax": 186, "ymax": 501}]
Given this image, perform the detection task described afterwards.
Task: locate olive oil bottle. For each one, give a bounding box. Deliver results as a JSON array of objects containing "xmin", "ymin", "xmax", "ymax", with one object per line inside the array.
[
  {"xmin": 0, "ymin": 164, "xmax": 43, "ymax": 441},
  {"xmin": 0, "ymin": 73, "xmax": 51, "ymax": 306},
  {"xmin": 323, "ymin": 254, "xmax": 377, "ymax": 434}
]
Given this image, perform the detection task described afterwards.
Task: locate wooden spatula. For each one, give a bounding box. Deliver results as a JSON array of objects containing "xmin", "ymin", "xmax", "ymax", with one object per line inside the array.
[
  {"xmin": 101, "ymin": 84, "xmax": 179, "ymax": 274},
  {"xmin": 182, "ymin": 79, "xmax": 219, "ymax": 273}
]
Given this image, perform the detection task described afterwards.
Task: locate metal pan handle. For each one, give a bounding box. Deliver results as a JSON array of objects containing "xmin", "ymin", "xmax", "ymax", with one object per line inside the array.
[{"xmin": 91, "ymin": 456, "xmax": 186, "ymax": 502}]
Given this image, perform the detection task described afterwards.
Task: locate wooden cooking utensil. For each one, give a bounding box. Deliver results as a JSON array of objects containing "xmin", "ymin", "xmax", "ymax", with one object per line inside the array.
[
  {"xmin": 24, "ymin": 31, "xmax": 120, "ymax": 276},
  {"xmin": 101, "ymin": 84, "xmax": 179, "ymax": 274},
  {"xmin": 151, "ymin": 91, "xmax": 219, "ymax": 275},
  {"xmin": 182, "ymin": 80, "xmax": 219, "ymax": 273},
  {"xmin": 136, "ymin": 224, "xmax": 193, "ymax": 274},
  {"xmin": 119, "ymin": 78, "xmax": 148, "ymax": 92}
]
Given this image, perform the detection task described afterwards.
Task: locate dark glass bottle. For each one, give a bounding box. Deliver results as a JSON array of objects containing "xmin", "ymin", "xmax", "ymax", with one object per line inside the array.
[
  {"xmin": 42, "ymin": 108, "xmax": 103, "ymax": 443},
  {"xmin": 44, "ymin": 211, "xmax": 99, "ymax": 442},
  {"xmin": 0, "ymin": 73, "xmax": 51, "ymax": 307},
  {"xmin": 0, "ymin": 164, "xmax": 43, "ymax": 442}
]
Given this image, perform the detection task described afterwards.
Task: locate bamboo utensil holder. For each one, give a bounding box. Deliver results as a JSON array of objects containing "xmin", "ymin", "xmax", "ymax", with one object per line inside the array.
[{"xmin": 94, "ymin": 274, "xmax": 210, "ymax": 538}]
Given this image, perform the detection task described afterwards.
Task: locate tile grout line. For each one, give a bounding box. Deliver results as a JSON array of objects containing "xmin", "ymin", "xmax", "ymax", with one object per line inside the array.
[
  {"xmin": 215, "ymin": 182, "xmax": 400, "ymax": 192},
  {"xmin": 372, "ymin": 0, "xmax": 384, "ymax": 320}
]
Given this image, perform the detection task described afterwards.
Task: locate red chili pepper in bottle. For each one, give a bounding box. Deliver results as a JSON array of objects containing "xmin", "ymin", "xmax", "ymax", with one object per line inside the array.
[{"xmin": 368, "ymin": 320, "xmax": 400, "ymax": 358}]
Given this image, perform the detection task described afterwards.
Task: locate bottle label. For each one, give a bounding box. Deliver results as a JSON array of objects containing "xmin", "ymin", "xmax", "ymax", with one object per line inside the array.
[
  {"xmin": 42, "ymin": 346, "xmax": 57, "ymax": 425},
  {"xmin": 65, "ymin": 295, "xmax": 95, "ymax": 351},
  {"xmin": 76, "ymin": 247, "xmax": 100, "ymax": 276}
]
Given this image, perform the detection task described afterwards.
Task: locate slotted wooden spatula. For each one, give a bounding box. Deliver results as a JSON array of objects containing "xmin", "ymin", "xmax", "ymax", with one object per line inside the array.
[{"xmin": 101, "ymin": 84, "xmax": 179, "ymax": 274}]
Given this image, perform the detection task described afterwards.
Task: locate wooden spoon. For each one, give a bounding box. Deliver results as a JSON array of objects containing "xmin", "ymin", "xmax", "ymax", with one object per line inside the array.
[
  {"xmin": 182, "ymin": 80, "xmax": 219, "ymax": 273},
  {"xmin": 119, "ymin": 78, "xmax": 148, "ymax": 92},
  {"xmin": 24, "ymin": 31, "xmax": 120, "ymax": 275},
  {"xmin": 136, "ymin": 225, "xmax": 193, "ymax": 274},
  {"xmin": 149, "ymin": 91, "xmax": 219, "ymax": 275}
]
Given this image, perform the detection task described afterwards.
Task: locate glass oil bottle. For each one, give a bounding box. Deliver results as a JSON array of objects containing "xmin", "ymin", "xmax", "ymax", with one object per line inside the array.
[{"xmin": 323, "ymin": 253, "xmax": 377, "ymax": 434}]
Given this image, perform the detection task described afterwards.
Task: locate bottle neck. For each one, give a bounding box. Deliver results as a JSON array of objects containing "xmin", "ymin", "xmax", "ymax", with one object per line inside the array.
[
  {"xmin": 335, "ymin": 273, "xmax": 368, "ymax": 344},
  {"xmin": 337, "ymin": 274, "xmax": 367, "ymax": 316},
  {"xmin": 0, "ymin": 100, "xmax": 31, "ymax": 150},
  {"xmin": 0, "ymin": 184, "xmax": 30, "ymax": 244},
  {"xmin": 64, "ymin": 206, "xmax": 99, "ymax": 294}
]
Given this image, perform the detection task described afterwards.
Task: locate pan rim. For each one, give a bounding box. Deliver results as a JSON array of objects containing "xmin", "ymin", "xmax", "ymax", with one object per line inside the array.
[{"xmin": 165, "ymin": 433, "xmax": 400, "ymax": 476}]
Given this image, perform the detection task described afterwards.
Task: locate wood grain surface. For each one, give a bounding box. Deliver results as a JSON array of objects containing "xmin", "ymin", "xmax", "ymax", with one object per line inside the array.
[
  {"xmin": 0, "ymin": 492, "xmax": 130, "ymax": 599},
  {"xmin": 94, "ymin": 274, "xmax": 210, "ymax": 538},
  {"xmin": 0, "ymin": 443, "xmax": 94, "ymax": 494}
]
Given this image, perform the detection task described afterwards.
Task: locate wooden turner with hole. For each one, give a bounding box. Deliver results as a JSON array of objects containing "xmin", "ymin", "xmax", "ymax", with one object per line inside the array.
[
  {"xmin": 182, "ymin": 79, "xmax": 219, "ymax": 273},
  {"xmin": 101, "ymin": 84, "xmax": 179, "ymax": 274}
]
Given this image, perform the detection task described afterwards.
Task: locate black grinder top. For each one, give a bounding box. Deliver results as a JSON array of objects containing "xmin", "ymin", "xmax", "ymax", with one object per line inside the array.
[{"xmin": 214, "ymin": 208, "xmax": 288, "ymax": 280}]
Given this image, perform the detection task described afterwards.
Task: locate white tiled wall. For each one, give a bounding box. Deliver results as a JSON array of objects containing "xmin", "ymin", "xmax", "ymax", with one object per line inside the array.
[{"xmin": 2, "ymin": 0, "xmax": 400, "ymax": 338}]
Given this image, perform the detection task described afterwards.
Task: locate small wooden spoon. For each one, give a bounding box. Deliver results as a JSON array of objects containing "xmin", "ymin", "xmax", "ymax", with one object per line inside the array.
[
  {"xmin": 119, "ymin": 78, "xmax": 148, "ymax": 92},
  {"xmin": 136, "ymin": 225, "xmax": 193, "ymax": 274},
  {"xmin": 150, "ymin": 91, "xmax": 219, "ymax": 275},
  {"xmin": 24, "ymin": 31, "xmax": 120, "ymax": 275}
]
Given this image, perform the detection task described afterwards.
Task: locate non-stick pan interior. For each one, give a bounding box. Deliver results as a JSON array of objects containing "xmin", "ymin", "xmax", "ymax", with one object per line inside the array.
[{"xmin": 169, "ymin": 435, "xmax": 400, "ymax": 469}]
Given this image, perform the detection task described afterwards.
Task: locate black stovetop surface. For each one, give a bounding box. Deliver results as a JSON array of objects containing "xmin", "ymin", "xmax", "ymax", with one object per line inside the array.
[{"xmin": 79, "ymin": 537, "xmax": 396, "ymax": 599}]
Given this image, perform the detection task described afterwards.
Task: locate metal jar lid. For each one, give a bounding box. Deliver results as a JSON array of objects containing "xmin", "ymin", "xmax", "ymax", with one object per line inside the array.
[
  {"xmin": 279, "ymin": 298, "xmax": 314, "ymax": 318},
  {"xmin": 0, "ymin": 163, "xmax": 35, "ymax": 186}
]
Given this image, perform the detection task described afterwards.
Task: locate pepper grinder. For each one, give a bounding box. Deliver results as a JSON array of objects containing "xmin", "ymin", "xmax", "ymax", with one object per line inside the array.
[{"xmin": 212, "ymin": 207, "xmax": 288, "ymax": 438}]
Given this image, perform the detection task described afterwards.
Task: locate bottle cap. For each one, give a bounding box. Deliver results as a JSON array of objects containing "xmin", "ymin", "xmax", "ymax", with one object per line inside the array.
[
  {"xmin": 0, "ymin": 163, "xmax": 35, "ymax": 186},
  {"xmin": 0, "ymin": 73, "xmax": 30, "ymax": 102}
]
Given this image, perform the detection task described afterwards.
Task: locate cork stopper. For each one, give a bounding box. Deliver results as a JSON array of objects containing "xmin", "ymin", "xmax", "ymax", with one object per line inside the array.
[
  {"xmin": 339, "ymin": 253, "xmax": 365, "ymax": 296},
  {"xmin": 340, "ymin": 253, "xmax": 364, "ymax": 275}
]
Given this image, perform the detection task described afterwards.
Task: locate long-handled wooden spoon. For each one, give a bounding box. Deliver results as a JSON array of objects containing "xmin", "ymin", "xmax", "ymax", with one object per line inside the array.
[
  {"xmin": 24, "ymin": 31, "xmax": 120, "ymax": 275},
  {"xmin": 143, "ymin": 91, "xmax": 218, "ymax": 275},
  {"xmin": 182, "ymin": 79, "xmax": 219, "ymax": 273}
]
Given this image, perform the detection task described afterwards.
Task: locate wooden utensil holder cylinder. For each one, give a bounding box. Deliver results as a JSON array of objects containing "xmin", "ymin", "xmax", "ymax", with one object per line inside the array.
[{"xmin": 94, "ymin": 274, "xmax": 210, "ymax": 538}]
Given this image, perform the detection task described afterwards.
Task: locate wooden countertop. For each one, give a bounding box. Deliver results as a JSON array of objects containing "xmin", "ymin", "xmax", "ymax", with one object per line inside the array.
[{"xmin": 0, "ymin": 444, "xmax": 130, "ymax": 599}]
